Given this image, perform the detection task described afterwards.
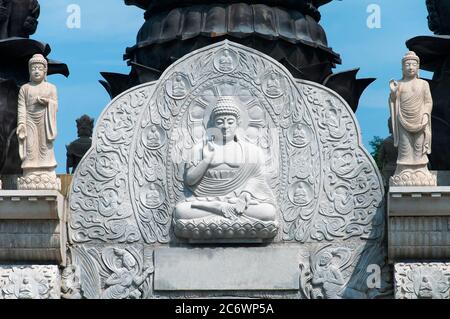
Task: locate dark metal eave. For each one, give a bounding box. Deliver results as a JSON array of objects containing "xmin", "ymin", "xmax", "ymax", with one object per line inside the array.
[{"xmin": 406, "ymin": 35, "xmax": 450, "ymax": 72}]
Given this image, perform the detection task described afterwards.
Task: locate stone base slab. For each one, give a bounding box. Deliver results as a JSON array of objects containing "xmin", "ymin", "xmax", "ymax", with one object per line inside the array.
[
  {"xmin": 0, "ymin": 190, "xmax": 66, "ymax": 265},
  {"xmin": 388, "ymin": 186, "xmax": 450, "ymax": 261},
  {"xmin": 154, "ymin": 247, "xmax": 299, "ymax": 291}
]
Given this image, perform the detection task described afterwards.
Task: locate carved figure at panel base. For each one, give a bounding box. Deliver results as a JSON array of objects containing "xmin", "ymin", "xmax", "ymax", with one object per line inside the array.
[
  {"xmin": 17, "ymin": 54, "xmax": 60, "ymax": 190},
  {"xmin": 389, "ymin": 51, "xmax": 436, "ymax": 187},
  {"xmin": 174, "ymin": 96, "xmax": 278, "ymax": 242},
  {"xmin": 61, "ymin": 265, "xmax": 81, "ymax": 299}
]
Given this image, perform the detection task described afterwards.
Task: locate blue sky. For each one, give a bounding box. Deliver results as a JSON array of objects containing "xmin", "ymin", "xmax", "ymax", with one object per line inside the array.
[{"xmin": 32, "ymin": 0, "xmax": 431, "ymax": 173}]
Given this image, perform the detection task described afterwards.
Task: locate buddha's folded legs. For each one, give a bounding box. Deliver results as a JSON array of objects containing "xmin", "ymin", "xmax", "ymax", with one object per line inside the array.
[
  {"xmin": 175, "ymin": 201, "xmax": 225, "ymax": 220},
  {"xmin": 174, "ymin": 200, "xmax": 277, "ymax": 221},
  {"xmin": 245, "ymin": 203, "xmax": 276, "ymax": 221}
]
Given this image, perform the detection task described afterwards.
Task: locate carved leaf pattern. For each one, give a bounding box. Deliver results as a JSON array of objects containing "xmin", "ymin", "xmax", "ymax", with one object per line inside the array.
[
  {"xmin": 69, "ymin": 87, "xmax": 152, "ymax": 243},
  {"xmin": 286, "ymin": 86, "xmax": 384, "ymax": 242}
]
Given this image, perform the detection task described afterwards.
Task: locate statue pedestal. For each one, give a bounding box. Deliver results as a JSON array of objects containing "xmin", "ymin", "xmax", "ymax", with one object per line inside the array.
[
  {"xmin": 388, "ymin": 185, "xmax": 450, "ymax": 299},
  {"xmin": 0, "ymin": 190, "xmax": 66, "ymax": 265},
  {"xmin": 389, "ymin": 165, "xmax": 437, "ymax": 186},
  {"xmin": 174, "ymin": 216, "xmax": 278, "ymax": 243},
  {"xmin": 18, "ymin": 170, "xmax": 61, "ymax": 191}
]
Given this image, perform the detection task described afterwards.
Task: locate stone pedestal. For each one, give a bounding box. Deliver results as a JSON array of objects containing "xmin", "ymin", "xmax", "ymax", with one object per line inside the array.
[
  {"xmin": 0, "ymin": 190, "xmax": 66, "ymax": 265},
  {"xmin": 389, "ymin": 186, "xmax": 450, "ymax": 299},
  {"xmin": 17, "ymin": 171, "xmax": 61, "ymax": 191},
  {"xmin": 390, "ymin": 165, "xmax": 437, "ymax": 187}
]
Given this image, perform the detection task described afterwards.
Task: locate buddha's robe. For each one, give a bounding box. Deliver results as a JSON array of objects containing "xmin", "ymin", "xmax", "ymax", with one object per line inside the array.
[
  {"xmin": 185, "ymin": 140, "xmax": 275, "ymax": 206},
  {"xmin": 390, "ymin": 79, "xmax": 432, "ymax": 166},
  {"xmin": 17, "ymin": 81, "xmax": 57, "ymax": 170}
]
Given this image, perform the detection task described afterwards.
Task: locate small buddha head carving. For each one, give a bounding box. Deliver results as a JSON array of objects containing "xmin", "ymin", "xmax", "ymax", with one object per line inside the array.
[
  {"xmin": 28, "ymin": 54, "xmax": 48, "ymax": 83},
  {"xmin": 209, "ymin": 96, "xmax": 241, "ymax": 143},
  {"xmin": 402, "ymin": 51, "xmax": 420, "ymax": 79}
]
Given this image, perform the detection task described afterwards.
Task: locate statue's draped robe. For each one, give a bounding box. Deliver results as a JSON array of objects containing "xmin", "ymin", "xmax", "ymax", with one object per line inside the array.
[
  {"xmin": 17, "ymin": 82, "xmax": 57, "ymax": 170},
  {"xmin": 186, "ymin": 140, "xmax": 275, "ymax": 206},
  {"xmin": 390, "ymin": 79, "xmax": 432, "ymax": 166}
]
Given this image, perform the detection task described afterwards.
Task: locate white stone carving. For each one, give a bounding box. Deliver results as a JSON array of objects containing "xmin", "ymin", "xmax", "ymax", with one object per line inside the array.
[
  {"xmin": 69, "ymin": 85, "xmax": 153, "ymax": 243},
  {"xmin": 0, "ymin": 265, "xmax": 60, "ymax": 299},
  {"xmin": 395, "ymin": 263, "xmax": 450, "ymax": 299},
  {"xmin": 70, "ymin": 245, "xmax": 154, "ymax": 299},
  {"xmin": 61, "ymin": 265, "xmax": 81, "ymax": 299},
  {"xmin": 172, "ymin": 96, "xmax": 278, "ymax": 241},
  {"xmin": 17, "ymin": 54, "xmax": 60, "ymax": 190},
  {"xmin": 389, "ymin": 51, "xmax": 436, "ymax": 186},
  {"xmin": 67, "ymin": 40, "xmax": 387, "ymax": 298},
  {"xmin": 70, "ymin": 41, "xmax": 384, "ymax": 244}
]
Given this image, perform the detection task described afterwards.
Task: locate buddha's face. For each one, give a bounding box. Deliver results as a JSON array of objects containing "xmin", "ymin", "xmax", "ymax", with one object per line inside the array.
[
  {"xmin": 214, "ymin": 114, "xmax": 238, "ymax": 142},
  {"xmin": 403, "ymin": 59, "xmax": 419, "ymax": 79},
  {"xmin": 30, "ymin": 63, "xmax": 46, "ymax": 83}
]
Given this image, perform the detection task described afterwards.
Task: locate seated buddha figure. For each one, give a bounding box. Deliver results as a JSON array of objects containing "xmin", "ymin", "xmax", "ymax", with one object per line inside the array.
[{"xmin": 174, "ymin": 96, "xmax": 278, "ymax": 240}]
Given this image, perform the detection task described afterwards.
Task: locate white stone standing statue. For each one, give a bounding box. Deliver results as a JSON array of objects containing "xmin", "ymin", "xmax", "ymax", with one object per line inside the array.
[
  {"xmin": 389, "ymin": 51, "xmax": 436, "ymax": 186},
  {"xmin": 17, "ymin": 54, "xmax": 61, "ymax": 190}
]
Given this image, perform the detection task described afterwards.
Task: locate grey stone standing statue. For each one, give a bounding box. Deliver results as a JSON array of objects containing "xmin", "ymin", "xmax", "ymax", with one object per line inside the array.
[
  {"xmin": 389, "ymin": 51, "xmax": 436, "ymax": 186},
  {"xmin": 17, "ymin": 54, "xmax": 60, "ymax": 190}
]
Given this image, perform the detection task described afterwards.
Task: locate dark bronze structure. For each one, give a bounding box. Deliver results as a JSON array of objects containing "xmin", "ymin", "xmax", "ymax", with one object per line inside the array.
[
  {"xmin": 0, "ymin": 0, "xmax": 39, "ymax": 39},
  {"xmin": 406, "ymin": 0, "xmax": 450, "ymax": 170},
  {"xmin": 100, "ymin": 0, "xmax": 374, "ymax": 112},
  {"xmin": 66, "ymin": 115, "xmax": 94, "ymax": 174}
]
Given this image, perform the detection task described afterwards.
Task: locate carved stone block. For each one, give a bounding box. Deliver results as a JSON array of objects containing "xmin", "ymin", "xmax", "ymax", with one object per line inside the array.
[
  {"xmin": 66, "ymin": 40, "xmax": 388, "ymax": 298},
  {"xmin": 388, "ymin": 186, "xmax": 450, "ymax": 260},
  {"xmin": 0, "ymin": 265, "xmax": 60, "ymax": 299},
  {"xmin": 154, "ymin": 247, "xmax": 299, "ymax": 291},
  {"xmin": 0, "ymin": 190, "xmax": 66, "ymax": 264},
  {"xmin": 395, "ymin": 263, "xmax": 450, "ymax": 299}
]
